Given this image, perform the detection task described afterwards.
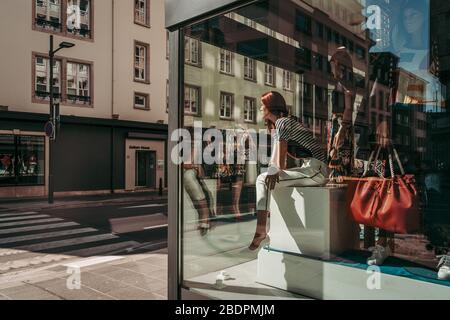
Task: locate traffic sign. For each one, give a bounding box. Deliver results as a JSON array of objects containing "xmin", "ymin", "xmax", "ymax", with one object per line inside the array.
[{"xmin": 44, "ymin": 121, "xmax": 55, "ymax": 139}]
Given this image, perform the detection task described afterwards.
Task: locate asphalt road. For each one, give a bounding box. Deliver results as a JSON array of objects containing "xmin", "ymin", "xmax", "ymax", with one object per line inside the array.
[
  {"xmin": 0, "ymin": 198, "xmax": 168, "ymax": 275},
  {"xmin": 43, "ymin": 198, "xmax": 168, "ymax": 244}
]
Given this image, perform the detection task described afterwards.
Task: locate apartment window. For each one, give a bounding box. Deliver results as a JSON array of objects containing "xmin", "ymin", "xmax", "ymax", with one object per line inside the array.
[
  {"xmin": 334, "ymin": 32, "xmax": 340, "ymax": 45},
  {"xmin": 34, "ymin": 56, "xmax": 61, "ymax": 100},
  {"xmin": 283, "ymin": 70, "xmax": 292, "ymax": 91},
  {"xmin": 244, "ymin": 57, "xmax": 256, "ymax": 81},
  {"xmin": 35, "ymin": 0, "xmax": 62, "ymax": 31},
  {"xmin": 66, "ymin": 62, "xmax": 91, "ymax": 104},
  {"xmin": 184, "ymin": 85, "xmax": 200, "ymax": 115},
  {"xmin": 315, "ymin": 54, "xmax": 324, "ymax": 72},
  {"xmin": 134, "ymin": 0, "xmax": 150, "ymax": 26},
  {"xmin": 316, "ymin": 22, "xmax": 324, "ymax": 39},
  {"xmin": 303, "ymin": 83, "xmax": 312, "ymax": 103},
  {"xmin": 265, "ymin": 64, "xmax": 275, "ymax": 86},
  {"xmin": 295, "ymin": 11, "xmax": 311, "ymax": 34},
  {"xmin": 244, "ymin": 97, "xmax": 256, "ymax": 123},
  {"xmin": 166, "ymin": 31, "xmax": 169, "ymax": 59},
  {"xmin": 326, "ymin": 27, "xmax": 332, "ymax": 42},
  {"xmin": 66, "ymin": 0, "xmax": 91, "ymax": 38},
  {"xmin": 134, "ymin": 92, "xmax": 149, "ymax": 110},
  {"xmin": 166, "ymin": 80, "xmax": 169, "ymax": 113},
  {"xmin": 379, "ymin": 91, "xmax": 384, "ymax": 110},
  {"xmin": 348, "ymin": 40, "xmax": 354, "ymax": 53},
  {"xmin": 356, "ymin": 46, "xmax": 366, "ymax": 60},
  {"xmin": 220, "ymin": 49, "xmax": 233, "ymax": 75},
  {"xmin": 315, "ymin": 86, "xmax": 325, "ymax": 103},
  {"xmin": 220, "ymin": 92, "xmax": 233, "ymax": 119},
  {"xmin": 134, "ymin": 42, "xmax": 150, "ymax": 83},
  {"xmin": 185, "ymin": 37, "xmax": 201, "ymax": 66}
]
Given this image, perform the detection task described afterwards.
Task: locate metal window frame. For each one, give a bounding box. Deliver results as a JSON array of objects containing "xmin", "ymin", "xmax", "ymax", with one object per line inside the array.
[{"xmin": 166, "ymin": 0, "xmax": 258, "ymax": 301}]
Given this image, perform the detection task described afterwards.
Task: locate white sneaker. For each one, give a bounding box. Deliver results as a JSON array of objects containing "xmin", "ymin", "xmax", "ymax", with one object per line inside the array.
[
  {"xmin": 437, "ymin": 254, "xmax": 450, "ymax": 281},
  {"xmin": 367, "ymin": 245, "xmax": 391, "ymax": 266}
]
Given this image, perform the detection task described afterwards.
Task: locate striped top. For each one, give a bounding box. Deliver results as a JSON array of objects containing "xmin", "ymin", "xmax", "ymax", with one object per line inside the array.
[{"xmin": 274, "ymin": 117, "xmax": 327, "ymax": 163}]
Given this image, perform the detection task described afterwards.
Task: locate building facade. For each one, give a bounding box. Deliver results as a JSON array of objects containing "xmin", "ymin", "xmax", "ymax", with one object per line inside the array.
[{"xmin": 0, "ymin": 0, "xmax": 169, "ymax": 198}]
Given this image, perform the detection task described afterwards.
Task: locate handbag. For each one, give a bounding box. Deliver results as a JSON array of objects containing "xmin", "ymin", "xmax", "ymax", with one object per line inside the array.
[{"xmin": 349, "ymin": 145, "xmax": 421, "ymax": 234}]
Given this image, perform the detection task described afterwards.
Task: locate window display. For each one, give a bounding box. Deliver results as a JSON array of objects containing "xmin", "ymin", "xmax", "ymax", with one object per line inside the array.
[
  {"xmin": 175, "ymin": 0, "xmax": 450, "ymax": 300},
  {"xmin": 0, "ymin": 134, "xmax": 45, "ymax": 187}
]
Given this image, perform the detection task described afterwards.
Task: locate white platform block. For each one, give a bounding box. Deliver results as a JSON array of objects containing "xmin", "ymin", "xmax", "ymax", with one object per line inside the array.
[
  {"xmin": 268, "ymin": 186, "xmax": 360, "ymax": 259},
  {"xmin": 257, "ymin": 249, "xmax": 450, "ymax": 300}
]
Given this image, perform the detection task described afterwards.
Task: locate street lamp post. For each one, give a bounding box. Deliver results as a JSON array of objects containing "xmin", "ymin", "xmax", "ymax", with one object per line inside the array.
[{"xmin": 48, "ymin": 35, "xmax": 75, "ymax": 204}]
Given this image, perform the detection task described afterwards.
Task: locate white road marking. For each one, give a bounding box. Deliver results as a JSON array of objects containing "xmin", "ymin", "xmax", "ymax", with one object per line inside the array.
[
  {"xmin": 120, "ymin": 203, "xmax": 166, "ymax": 209},
  {"xmin": 0, "ymin": 214, "xmax": 49, "ymax": 223},
  {"xmin": 0, "ymin": 228, "xmax": 97, "ymax": 245},
  {"xmin": 143, "ymin": 224, "xmax": 168, "ymax": 230},
  {"xmin": 15, "ymin": 233, "xmax": 118, "ymax": 251},
  {"xmin": 0, "ymin": 211, "xmax": 39, "ymax": 218},
  {"xmin": 0, "ymin": 218, "xmax": 63, "ymax": 228},
  {"xmin": 63, "ymin": 256, "xmax": 124, "ymax": 269},
  {"xmin": 0, "ymin": 222, "xmax": 79, "ymax": 235}
]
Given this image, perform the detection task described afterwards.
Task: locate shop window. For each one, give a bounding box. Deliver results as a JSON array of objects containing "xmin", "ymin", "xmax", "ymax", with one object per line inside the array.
[{"xmin": 0, "ymin": 135, "xmax": 45, "ymax": 187}]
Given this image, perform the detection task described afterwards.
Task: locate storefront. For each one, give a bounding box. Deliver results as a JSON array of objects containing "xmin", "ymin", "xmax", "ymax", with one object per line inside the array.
[
  {"xmin": 0, "ymin": 130, "xmax": 48, "ymax": 198},
  {"xmin": 0, "ymin": 111, "xmax": 167, "ymax": 198},
  {"xmin": 167, "ymin": 0, "xmax": 450, "ymax": 300}
]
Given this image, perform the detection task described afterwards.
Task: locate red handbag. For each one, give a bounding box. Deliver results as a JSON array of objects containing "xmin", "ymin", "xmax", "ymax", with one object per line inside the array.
[{"xmin": 349, "ymin": 147, "xmax": 420, "ymax": 234}]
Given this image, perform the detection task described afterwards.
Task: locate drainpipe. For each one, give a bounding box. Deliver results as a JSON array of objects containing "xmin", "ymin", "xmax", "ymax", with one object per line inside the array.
[{"xmin": 110, "ymin": 0, "xmax": 115, "ymax": 194}]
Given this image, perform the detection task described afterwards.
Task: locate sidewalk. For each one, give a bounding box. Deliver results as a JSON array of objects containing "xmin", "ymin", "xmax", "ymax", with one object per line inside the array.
[
  {"xmin": 0, "ymin": 248, "xmax": 168, "ymax": 300},
  {"xmin": 0, "ymin": 191, "xmax": 168, "ymax": 212}
]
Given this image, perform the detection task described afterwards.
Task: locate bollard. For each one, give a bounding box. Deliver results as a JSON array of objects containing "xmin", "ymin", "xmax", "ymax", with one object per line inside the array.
[{"xmin": 159, "ymin": 178, "xmax": 163, "ymax": 196}]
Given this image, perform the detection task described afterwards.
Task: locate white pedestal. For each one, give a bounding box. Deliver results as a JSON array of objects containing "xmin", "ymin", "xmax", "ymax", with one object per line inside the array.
[
  {"xmin": 268, "ymin": 186, "xmax": 359, "ymax": 259},
  {"xmin": 257, "ymin": 249, "xmax": 450, "ymax": 300}
]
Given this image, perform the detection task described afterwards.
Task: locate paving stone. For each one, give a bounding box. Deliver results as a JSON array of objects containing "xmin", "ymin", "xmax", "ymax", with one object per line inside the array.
[
  {"xmin": 33, "ymin": 278, "xmax": 112, "ymax": 300},
  {"xmin": 100, "ymin": 269, "xmax": 166, "ymax": 292},
  {"xmin": 0, "ymin": 284, "xmax": 60, "ymax": 300},
  {"xmin": 77, "ymin": 272, "xmax": 129, "ymax": 294},
  {"xmin": 107, "ymin": 286, "xmax": 162, "ymax": 300}
]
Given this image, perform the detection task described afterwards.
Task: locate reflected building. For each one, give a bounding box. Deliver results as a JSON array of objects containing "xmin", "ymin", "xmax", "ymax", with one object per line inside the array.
[{"xmin": 184, "ymin": 0, "xmax": 373, "ymax": 155}]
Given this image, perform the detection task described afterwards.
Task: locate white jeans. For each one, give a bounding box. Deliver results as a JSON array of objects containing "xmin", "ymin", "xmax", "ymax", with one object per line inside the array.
[{"xmin": 256, "ymin": 158, "xmax": 328, "ymax": 212}]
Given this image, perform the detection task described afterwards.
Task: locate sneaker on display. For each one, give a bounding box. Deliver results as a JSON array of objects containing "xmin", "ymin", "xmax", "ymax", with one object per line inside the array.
[
  {"xmin": 367, "ymin": 245, "xmax": 391, "ymax": 266},
  {"xmin": 437, "ymin": 254, "xmax": 450, "ymax": 281}
]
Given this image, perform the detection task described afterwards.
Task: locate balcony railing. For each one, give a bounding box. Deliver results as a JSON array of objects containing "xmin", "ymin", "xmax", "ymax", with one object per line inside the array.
[
  {"xmin": 35, "ymin": 17, "xmax": 62, "ymax": 30},
  {"xmin": 35, "ymin": 91, "xmax": 61, "ymax": 100},
  {"xmin": 67, "ymin": 94, "xmax": 91, "ymax": 104}
]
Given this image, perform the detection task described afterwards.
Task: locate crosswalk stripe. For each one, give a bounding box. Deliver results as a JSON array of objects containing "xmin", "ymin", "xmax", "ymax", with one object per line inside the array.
[
  {"xmin": 15, "ymin": 233, "xmax": 118, "ymax": 251},
  {"xmin": 0, "ymin": 214, "xmax": 49, "ymax": 223},
  {"xmin": 0, "ymin": 211, "xmax": 38, "ymax": 218},
  {"xmin": 0, "ymin": 228, "xmax": 97, "ymax": 245},
  {"xmin": 63, "ymin": 241, "xmax": 139, "ymax": 257},
  {"xmin": 0, "ymin": 218, "xmax": 62, "ymax": 228},
  {"xmin": 0, "ymin": 222, "xmax": 79, "ymax": 235}
]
